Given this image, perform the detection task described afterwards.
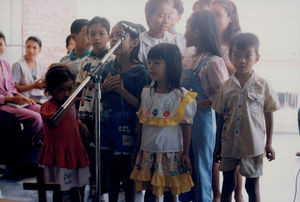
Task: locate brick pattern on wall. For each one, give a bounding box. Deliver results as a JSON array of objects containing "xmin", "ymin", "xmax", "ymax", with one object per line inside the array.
[{"xmin": 22, "ymin": 0, "xmax": 76, "ymax": 68}]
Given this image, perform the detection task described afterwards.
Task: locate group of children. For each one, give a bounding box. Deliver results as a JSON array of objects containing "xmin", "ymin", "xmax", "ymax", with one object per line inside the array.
[{"xmin": 0, "ymin": 0, "xmax": 281, "ymax": 202}]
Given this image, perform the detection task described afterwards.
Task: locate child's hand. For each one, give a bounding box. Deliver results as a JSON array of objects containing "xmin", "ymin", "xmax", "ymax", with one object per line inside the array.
[
  {"xmin": 12, "ymin": 93, "xmax": 35, "ymax": 105},
  {"xmin": 79, "ymin": 122, "xmax": 89, "ymax": 138},
  {"xmin": 181, "ymin": 154, "xmax": 192, "ymax": 174},
  {"xmin": 112, "ymin": 78, "xmax": 124, "ymax": 94},
  {"xmin": 102, "ymin": 73, "xmax": 120, "ymax": 93},
  {"xmin": 213, "ymin": 146, "xmax": 222, "ymax": 163},
  {"xmin": 265, "ymin": 144, "xmax": 275, "ymax": 161}
]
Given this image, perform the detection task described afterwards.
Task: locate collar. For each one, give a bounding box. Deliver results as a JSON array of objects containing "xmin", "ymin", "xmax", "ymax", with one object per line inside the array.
[
  {"xmin": 69, "ymin": 49, "xmax": 90, "ymax": 60},
  {"xmin": 141, "ymin": 31, "xmax": 172, "ymax": 46},
  {"xmin": 90, "ymin": 49, "xmax": 108, "ymax": 59},
  {"xmin": 232, "ymin": 71, "xmax": 258, "ymax": 88}
]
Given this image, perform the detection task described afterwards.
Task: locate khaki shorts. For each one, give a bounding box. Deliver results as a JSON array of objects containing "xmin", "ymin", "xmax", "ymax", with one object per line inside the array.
[{"xmin": 219, "ymin": 154, "xmax": 263, "ymax": 178}]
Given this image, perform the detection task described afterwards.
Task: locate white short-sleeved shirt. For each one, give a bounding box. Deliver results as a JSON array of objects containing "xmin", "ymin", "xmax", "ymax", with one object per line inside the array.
[
  {"xmin": 212, "ymin": 72, "xmax": 280, "ymax": 158},
  {"xmin": 138, "ymin": 87, "xmax": 197, "ymax": 152},
  {"xmin": 138, "ymin": 31, "xmax": 186, "ymax": 65},
  {"xmin": 182, "ymin": 53, "xmax": 229, "ymax": 102}
]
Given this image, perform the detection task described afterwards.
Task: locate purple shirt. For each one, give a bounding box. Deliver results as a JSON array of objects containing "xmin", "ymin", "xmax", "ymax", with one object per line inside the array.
[{"xmin": 0, "ymin": 59, "xmax": 17, "ymax": 104}]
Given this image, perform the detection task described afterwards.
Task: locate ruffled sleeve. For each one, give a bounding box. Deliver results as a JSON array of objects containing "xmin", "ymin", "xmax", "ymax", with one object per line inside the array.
[
  {"xmin": 40, "ymin": 100, "xmax": 58, "ymax": 121},
  {"xmin": 181, "ymin": 99, "xmax": 197, "ymax": 124},
  {"xmin": 138, "ymin": 88, "xmax": 197, "ymax": 127}
]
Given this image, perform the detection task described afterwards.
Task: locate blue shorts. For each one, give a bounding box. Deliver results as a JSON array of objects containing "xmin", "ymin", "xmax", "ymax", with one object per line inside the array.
[{"xmin": 100, "ymin": 109, "xmax": 138, "ymax": 154}]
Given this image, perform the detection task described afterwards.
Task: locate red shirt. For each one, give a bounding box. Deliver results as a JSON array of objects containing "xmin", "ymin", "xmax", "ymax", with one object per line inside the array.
[{"xmin": 38, "ymin": 99, "xmax": 89, "ymax": 169}]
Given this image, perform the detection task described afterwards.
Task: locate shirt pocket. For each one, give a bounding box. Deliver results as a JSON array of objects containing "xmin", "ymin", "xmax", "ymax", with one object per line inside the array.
[{"xmin": 247, "ymin": 92, "xmax": 263, "ymax": 112}]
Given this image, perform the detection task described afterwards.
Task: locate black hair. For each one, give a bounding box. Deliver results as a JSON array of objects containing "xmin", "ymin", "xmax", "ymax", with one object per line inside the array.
[
  {"xmin": 189, "ymin": 10, "xmax": 221, "ymax": 56},
  {"xmin": 147, "ymin": 43, "xmax": 182, "ymax": 91},
  {"xmin": 26, "ymin": 36, "xmax": 42, "ymax": 47},
  {"xmin": 117, "ymin": 20, "xmax": 142, "ymax": 65},
  {"xmin": 173, "ymin": 0, "xmax": 184, "ymax": 15},
  {"xmin": 0, "ymin": 31, "xmax": 6, "ymax": 45},
  {"xmin": 70, "ymin": 19, "xmax": 89, "ymax": 34},
  {"xmin": 193, "ymin": 0, "xmax": 212, "ymax": 11},
  {"xmin": 229, "ymin": 32, "xmax": 260, "ymax": 55},
  {"xmin": 45, "ymin": 63, "xmax": 75, "ymax": 95},
  {"xmin": 212, "ymin": 0, "xmax": 241, "ymax": 43},
  {"xmin": 145, "ymin": 0, "xmax": 174, "ymax": 25},
  {"xmin": 66, "ymin": 34, "xmax": 71, "ymax": 47},
  {"xmin": 87, "ymin": 16, "xmax": 110, "ymax": 34}
]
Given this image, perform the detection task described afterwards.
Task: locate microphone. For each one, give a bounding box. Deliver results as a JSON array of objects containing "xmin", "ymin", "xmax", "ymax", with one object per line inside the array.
[{"xmin": 120, "ymin": 23, "xmax": 139, "ymax": 38}]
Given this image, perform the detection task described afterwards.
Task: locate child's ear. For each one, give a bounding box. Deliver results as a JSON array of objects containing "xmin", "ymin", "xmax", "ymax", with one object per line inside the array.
[
  {"xmin": 71, "ymin": 33, "xmax": 76, "ymax": 41},
  {"xmin": 255, "ymin": 54, "xmax": 260, "ymax": 63},
  {"xmin": 130, "ymin": 38, "xmax": 139, "ymax": 48}
]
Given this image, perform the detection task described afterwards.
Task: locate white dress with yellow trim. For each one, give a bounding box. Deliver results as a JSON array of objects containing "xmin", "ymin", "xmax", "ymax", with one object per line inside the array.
[{"xmin": 130, "ymin": 87, "xmax": 197, "ymax": 196}]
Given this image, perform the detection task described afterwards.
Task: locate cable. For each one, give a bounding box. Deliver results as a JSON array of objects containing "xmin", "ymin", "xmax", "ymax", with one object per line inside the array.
[{"xmin": 293, "ymin": 169, "xmax": 300, "ymax": 202}]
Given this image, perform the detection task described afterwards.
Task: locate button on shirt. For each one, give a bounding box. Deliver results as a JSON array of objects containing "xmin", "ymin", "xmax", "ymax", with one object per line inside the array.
[{"xmin": 212, "ymin": 72, "xmax": 280, "ymax": 158}]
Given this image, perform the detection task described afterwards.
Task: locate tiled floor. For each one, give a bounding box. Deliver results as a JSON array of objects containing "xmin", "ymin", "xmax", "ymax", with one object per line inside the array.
[{"xmin": 0, "ymin": 133, "xmax": 299, "ymax": 202}]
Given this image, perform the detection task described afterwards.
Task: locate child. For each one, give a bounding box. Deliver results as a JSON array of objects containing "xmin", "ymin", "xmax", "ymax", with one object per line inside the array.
[
  {"xmin": 38, "ymin": 63, "xmax": 90, "ymax": 202},
  {"xmin": 66, "ymin": 34, "xmax": 76, "ymax": 54},
  {"xmin": 168, "ymin": 0, "xmax": 184, "ymax": 36},
  {"xmin": 0, "ymin": 31, "xmax": 43, "ymax": 144},
  {"xmin": 12, "ymin": 36, "xmax": 48, "ymax": 104},
  {"xmin": 130, "ymin": 43, "xmax": 197, "ymax": 202},
  {"xmin": 212, "ymin": 32, "xmax": 280, "ymax": 202},
  {"xmin": 100, "ymin": 21, "xmax": 150, "ymax": 202},
  {"xmin": 75, "ymin": 16, "xmax": 113, "ymax": 198},
  {"xmin": 179, "ymin": 10, "xmax": 228, "ymax": 202},
  {"xmin": 138, "ymin": 0, "xmax": 186, "ymax": 65},
  {"xmin": 60, "ymin": 19, "xmax": 91, "ymax": 77},
  {"xmin": 211, "ymin": 0, "xmax": 241, "ymax": 76}
]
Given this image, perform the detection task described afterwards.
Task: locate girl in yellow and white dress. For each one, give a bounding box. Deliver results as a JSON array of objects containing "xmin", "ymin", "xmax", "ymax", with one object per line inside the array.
[{"xmin": 130, "ymin": 43, "xmax": 197, "ymax": 202}]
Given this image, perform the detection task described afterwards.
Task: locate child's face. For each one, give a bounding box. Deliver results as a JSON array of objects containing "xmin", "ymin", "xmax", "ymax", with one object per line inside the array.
[
  {"xmin": 0, "ymin": 38, "xmax": 5, "ymax": 56},
  {"xmin": 110, "ymin": 24, "xmax": 138, "ymax": 57},
  {"xmin": 67, "ymin": 38, "xmax": 76, "ymax": 53},
  {"xmin": 51, "ymin": 79, "xmax": 74, "ymax": 104},
  {"xmin": 147, "ymin": 2, "xmax": 173, "ymax": 35},
  {"xmin": 72, "ymin": 26, "xmax": 90, "ymax": 52},
  {"xmin": 88, "ymin": 23, "xmax": 109, "ymax": 54},
  {"xmin": 25, "ymin": 40, "xmax": 41, "ymax": 60},
  {"xmin": 211, "ymin": 3, "xmax": 231, "ymax": 34},
  {"xmin": 184, "ymin": 18, "xmax": 197, "ymax": 48},
  {"xmin": 229, "ymin": 46, "xmax": 260, "ymax": 75},
  {"xmin": 168, "ymin": 9, "xmax": 181, "ymax": 31},
  {"xmin": 147, "ymin": 59, "xmax": 167, "ymax": 83}
]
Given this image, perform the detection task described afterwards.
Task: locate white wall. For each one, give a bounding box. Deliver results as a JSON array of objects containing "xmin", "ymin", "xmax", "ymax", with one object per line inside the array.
[{"xmin": 0, "ymin": 0, "xmax": 23, "ymax": 65}]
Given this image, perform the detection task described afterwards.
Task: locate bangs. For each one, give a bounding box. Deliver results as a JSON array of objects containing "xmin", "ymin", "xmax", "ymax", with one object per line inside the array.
[{"xmin": 147, "ymin": 45, "xmax": 164, "ymax": 60}]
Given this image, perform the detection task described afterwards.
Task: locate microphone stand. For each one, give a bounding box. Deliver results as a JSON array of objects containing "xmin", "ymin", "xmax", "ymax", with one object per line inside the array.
[{"xmin": 50, "ymin": 31, "xmax": 129, "ymax": 202}]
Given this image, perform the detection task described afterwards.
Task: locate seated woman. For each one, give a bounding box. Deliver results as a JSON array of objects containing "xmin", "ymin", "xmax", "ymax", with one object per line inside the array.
[
  {"xmin": 0, "ymin": 32, "xmax": 43, "ymax": 143},
  {"xmin": 12, "ymin": 36, "xmax": 48, "ymax": 104}
]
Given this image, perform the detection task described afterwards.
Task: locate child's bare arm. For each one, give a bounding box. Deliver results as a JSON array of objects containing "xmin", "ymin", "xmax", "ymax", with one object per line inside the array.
[
  {"xmin": 181, "ymin": 124, "xmax": 192, "ymax": 174},
  {"xmin": 264, "ymin": 112, "xmax": 275, "ymax": 161},
  {"xmin": 214, "ymin": 113, "xmax": 224, "ymax": 163}
]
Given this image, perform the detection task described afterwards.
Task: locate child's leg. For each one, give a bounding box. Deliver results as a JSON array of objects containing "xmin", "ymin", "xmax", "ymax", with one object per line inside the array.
[
  {"xmin": 163, "ymin": 191, "xmax": 177, "ymax": 202},
  {"xmin": 53, "ymin": 190, "xmax": 64, "ymax": 202},
  {"xmin": 144, "ymin": 190, "xmax": 156, "ymax": 202},
  {"xmin": 70, "ymin": 187, "xmax": 81, "ymax": 202},
  {"xmin": 212, "ymin": 162, "xmax": 221, "ymax": 202},
  {"xmin": 79, "ymin": 186, "xmax": 85, "ymax": 202},
  {"xmin": 234, "ymin": 166, "xmax": 244, "ymax": 202},
  {"xmin": 221, "ymin": 169, "xmax": 236, "ymax": 202},
  {"xmin": 245, "ymin": 177, "xmax": 260, "ymax": 202},
  {"xmin": 122, "ymin": 155, "xmax": 135, "ymax": 202},
  {"xmin": 108, "ymin": 154, "xmax": 121, "ymax": 202}
]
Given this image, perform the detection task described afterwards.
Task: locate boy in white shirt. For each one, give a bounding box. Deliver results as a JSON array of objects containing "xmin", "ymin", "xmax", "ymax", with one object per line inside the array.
[{"xmin": 213, "ymin": 32, "xmax": 280, "ymax": 202}]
